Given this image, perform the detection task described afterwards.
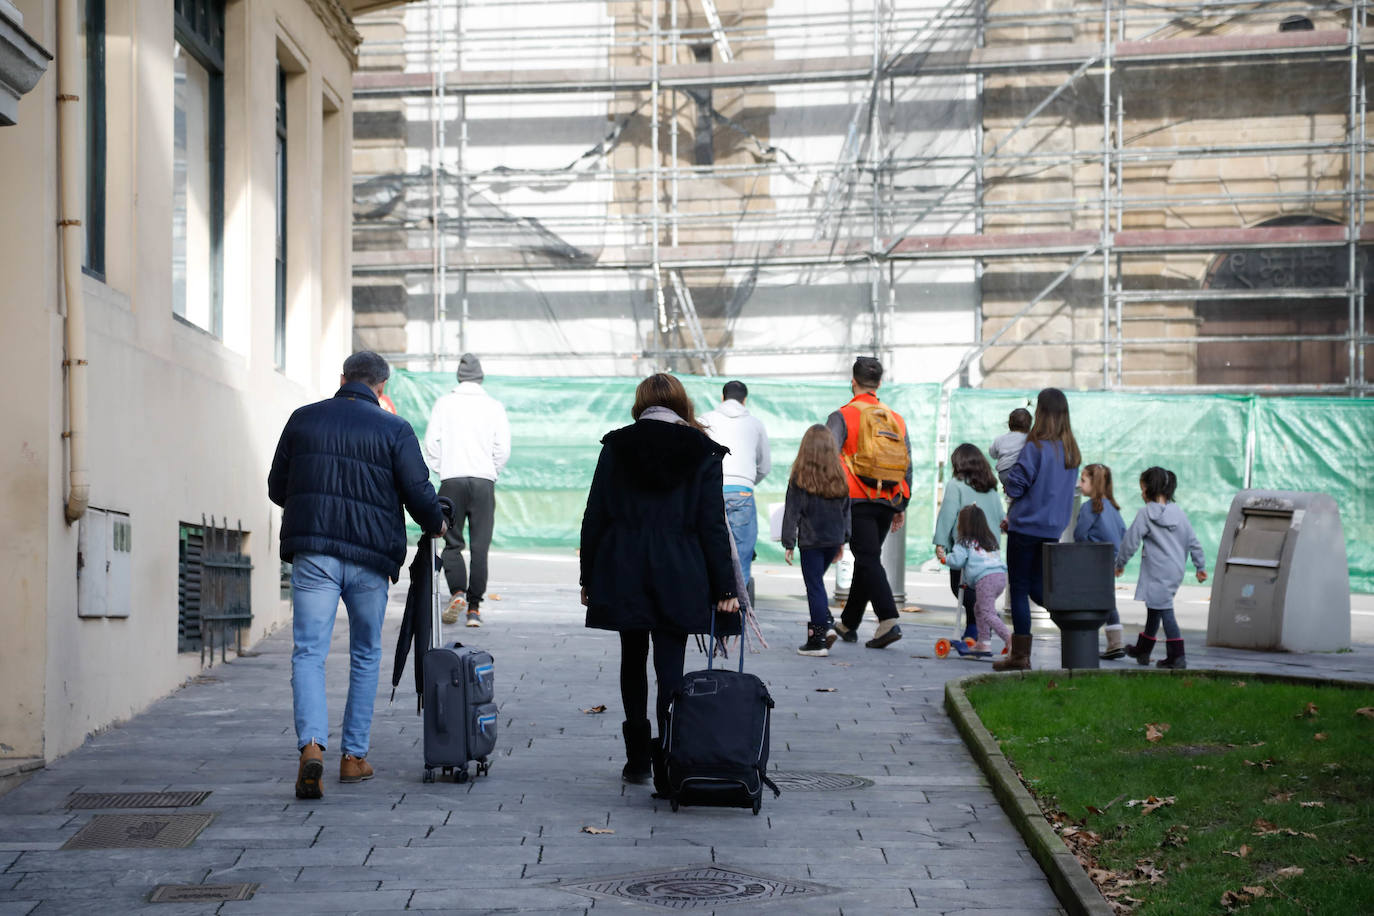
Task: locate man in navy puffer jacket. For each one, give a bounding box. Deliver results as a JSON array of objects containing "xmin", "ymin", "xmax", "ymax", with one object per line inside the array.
[{"xmin": 269, "ymin": 351, "xmax": 446, "ymax": 799}]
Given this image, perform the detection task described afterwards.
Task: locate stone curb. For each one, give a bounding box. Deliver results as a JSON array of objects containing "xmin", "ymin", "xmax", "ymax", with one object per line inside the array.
[
  {"xmin": 944, "ymin": 671, "xmax": 1116, "ymax": 916},
  {"xmin": 944, "ymin": 666, "xmax": 1374, "ymax": 916}
]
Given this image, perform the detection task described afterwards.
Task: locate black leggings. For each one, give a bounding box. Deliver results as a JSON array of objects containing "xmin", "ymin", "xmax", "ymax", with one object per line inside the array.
[{"xmin": 619, "ymin": 630, "xmax": 688, "ymax": 737}]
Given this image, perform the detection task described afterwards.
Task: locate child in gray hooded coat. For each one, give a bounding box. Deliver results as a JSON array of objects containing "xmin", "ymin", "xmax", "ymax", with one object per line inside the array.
[{"xmin": 1115, "ymin": 466, "xmax": 1208, "ymax": 669}]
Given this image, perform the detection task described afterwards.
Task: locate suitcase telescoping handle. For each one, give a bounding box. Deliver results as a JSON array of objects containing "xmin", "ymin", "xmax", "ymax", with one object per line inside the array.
[
  {"xmin": 431, "ymin": 497, "xmax": 456, "ymax": 651},
  {"xmin": 706, "ymin": 601, "xmax": 745, "ymax": 674}
]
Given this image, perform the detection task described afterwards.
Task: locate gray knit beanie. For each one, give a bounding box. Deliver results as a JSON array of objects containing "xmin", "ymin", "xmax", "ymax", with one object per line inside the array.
[{"xmin": 457, "ymin": 353, "xmax": 484, "ymax": 383}]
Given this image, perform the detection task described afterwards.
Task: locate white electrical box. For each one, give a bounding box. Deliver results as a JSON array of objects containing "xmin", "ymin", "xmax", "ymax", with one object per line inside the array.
[{"xmin": 78, "ymin": 508, "xmax": 132, "ymax": 619}]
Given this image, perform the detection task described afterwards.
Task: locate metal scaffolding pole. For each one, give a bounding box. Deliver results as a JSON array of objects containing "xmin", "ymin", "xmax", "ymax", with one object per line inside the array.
[{"xmin": 650, "ymin": 0, "xmax": 664, "ymax": 373}]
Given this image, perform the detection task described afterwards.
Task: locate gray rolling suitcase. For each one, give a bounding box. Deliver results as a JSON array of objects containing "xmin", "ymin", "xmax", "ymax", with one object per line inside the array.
[{"xmin": 421, "ymin": 536, "xmax": 497, "ymax": 784}]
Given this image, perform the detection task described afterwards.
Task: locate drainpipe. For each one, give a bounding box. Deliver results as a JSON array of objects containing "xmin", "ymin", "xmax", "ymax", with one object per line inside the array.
[{"xmin": 57, "ymin": 0, "xmax": 89, "ymax": 523}]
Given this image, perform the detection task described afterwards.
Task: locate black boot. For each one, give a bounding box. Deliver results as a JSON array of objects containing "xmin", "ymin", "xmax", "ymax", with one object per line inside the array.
[
  {"xmin": 1124, "ymin": 633, "xmax": 1156, "ymax": 665},
  {"xmin": 798, "ymin": 624, "xmax": 830, "ymax": 657},
  {"xmin": 1156, "ymin": 638, "xmax": 1187, "ymax": 670},
  {"xmin": 622, "ymin": 720, "xmax": 653, "ymax": 784}
]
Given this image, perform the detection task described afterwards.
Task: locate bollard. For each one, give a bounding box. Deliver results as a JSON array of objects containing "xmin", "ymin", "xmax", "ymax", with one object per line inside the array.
[{"xmin": 1042, "ymin": 542, "xmax": 1114, "ymax": 669}]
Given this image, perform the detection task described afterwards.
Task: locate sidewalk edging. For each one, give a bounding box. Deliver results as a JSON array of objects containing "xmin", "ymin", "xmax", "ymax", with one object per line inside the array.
[{"xmin": 944, "ymin": 671, "xmax": 1115, "ymax": 916}]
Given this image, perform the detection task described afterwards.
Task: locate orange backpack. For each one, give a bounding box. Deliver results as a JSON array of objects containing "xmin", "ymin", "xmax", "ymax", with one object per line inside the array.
[{"xmin": 844, "ymin": 401, "xmax": 909, "ymax": 492}]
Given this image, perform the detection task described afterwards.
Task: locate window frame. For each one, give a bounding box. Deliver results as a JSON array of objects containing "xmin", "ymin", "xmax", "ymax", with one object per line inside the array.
[
  {"xmin": 172, "ymin": 0, "xmax": 225, "ymax": 338},
  {"xmin": 82, "ymin": 0, "xmax": 106, "ymax": 280},
  {"xmin": 274, "ymin": 59, "xmax": 287, "ymax": 371}
]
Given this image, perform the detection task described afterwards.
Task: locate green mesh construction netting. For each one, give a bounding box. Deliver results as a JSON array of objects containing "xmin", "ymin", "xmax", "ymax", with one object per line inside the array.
[{"xmin": 385, "ymin": 372, "xmax": 1373, "ymax": 593}]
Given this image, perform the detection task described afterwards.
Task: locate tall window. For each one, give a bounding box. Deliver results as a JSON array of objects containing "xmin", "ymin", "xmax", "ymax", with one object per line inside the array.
[
  {"xmin": 82, "ymin": 0, "xmax": 106, "ymax": 278},
  {"xmin": 690, "ymin": 45, "xmax": 714, "ymax": 167},
  {"xmin": 274, "ymin": 60, "xmax": 287, "ymax": 370},
  {"xmin": 172, "ymin": 0, "xmax": 224, "ymax": 335}
]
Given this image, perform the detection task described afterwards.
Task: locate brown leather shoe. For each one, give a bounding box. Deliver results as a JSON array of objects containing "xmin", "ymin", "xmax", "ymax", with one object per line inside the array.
[
  {"xmin": 340, "ymin": 754, "xmax": 374, "ymax": 784},
  {"xmin": 295, "ymin": 742, "xmax": 324, "ymax": 799}
]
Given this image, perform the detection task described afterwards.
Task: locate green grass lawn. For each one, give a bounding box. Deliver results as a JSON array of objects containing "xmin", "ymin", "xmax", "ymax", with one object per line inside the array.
[{"xmin": 964, "ymin": 671, "xmax": 1374, "ymax": 914}]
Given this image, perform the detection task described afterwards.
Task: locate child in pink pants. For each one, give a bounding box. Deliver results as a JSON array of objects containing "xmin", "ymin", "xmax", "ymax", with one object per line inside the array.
[{"xmin": 945, "ymin": 505, "xmax": 1010, "ymax": 657}]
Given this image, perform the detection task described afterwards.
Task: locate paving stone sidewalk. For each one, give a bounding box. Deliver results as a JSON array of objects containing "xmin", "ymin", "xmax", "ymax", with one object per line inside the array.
[{"xmin": 2, "ymin": 553, "xmax": 1369, "ymax": 915}]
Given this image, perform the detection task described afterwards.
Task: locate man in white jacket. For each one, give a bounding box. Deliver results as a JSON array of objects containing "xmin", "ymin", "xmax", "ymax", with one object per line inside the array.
[
  {"xmin": 701, "ymin": 380, "xmax": 771, "ymax": 596},
  {"xmin": 424, "ymin": 354, "xmax": 511, "ymax": 626}
]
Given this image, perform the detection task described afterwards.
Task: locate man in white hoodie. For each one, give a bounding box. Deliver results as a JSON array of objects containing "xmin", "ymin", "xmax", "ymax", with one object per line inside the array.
[
  {"xmin": 701, "ymin": 380, "xmax": 771, "ymax": 596},
  {"xmin": 424, "ymin": 354, "xmax": 511, "ymax": 627}
]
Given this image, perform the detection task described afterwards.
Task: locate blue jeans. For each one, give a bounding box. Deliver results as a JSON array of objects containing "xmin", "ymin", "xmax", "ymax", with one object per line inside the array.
[
  {"xmin": 1144, "ymin": 606, "xmax": 1181, "ymax": 640},
  {"xmin": 723, "ymin": 488, "xmax": 758, "ymax": 586},
  {"xmin": 800, "ymin": 547, "xmax": 839, "ymax": 629},
  {"xmin": 1007, "ymin": 530, "xmax": 1056, "ymax": 635},
  {"xmin": 290, "ymin": 553, "xmax": 390, "ymax": 756}
]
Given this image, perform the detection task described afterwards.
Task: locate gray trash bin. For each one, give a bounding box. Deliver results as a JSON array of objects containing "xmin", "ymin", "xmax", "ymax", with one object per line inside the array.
[
  {"xmin": 1206, "ymin": 490, "xmax": 1350, "ymax": 652},
  {"xmin": 1043, "ymin": 542, "xmax": 1115, "ymax": 669}
]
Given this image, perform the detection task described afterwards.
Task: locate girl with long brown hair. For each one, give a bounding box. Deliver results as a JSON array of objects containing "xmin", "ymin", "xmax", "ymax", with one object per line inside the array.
[
  {"xmin": 1074, "ymin": 463, "xmax": 1128, "ymax": 658},
  {"xmin": 780, "ymin": 425, "xmax": 851, "ymax": 656},
  {"xmin": 932, "ymin": 443, "xmax": 1005, "ymax": 650},
  {"xmin": 996, "ymin": 387, "xmax": 1081, "ymax": 671},
  {"xmin": 579, "ymin": 373, "xmax": 739, "ymax": 784}
]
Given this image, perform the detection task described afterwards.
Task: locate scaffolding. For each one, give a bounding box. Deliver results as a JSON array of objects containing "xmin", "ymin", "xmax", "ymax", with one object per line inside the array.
[{"xmin": 351, "ymin": 0, "xmax": 1371, "ymax": 394}]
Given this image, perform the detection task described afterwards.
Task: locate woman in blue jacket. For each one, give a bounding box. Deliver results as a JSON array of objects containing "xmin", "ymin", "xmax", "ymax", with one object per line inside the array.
[{"xmin": 995, "ymin": 388, "xmax": 1081, "ymax": 671}]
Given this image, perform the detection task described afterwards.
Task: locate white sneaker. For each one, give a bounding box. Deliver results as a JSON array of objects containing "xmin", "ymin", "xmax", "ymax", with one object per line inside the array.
[{"xmin": 441, "ymin": 593, "xmax": 465, "ymax": 625}]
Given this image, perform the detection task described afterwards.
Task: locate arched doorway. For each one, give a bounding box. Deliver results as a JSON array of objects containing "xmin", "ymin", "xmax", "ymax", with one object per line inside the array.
[{"xmin": 1198, "ymin": 215, "xmax": 1370, "ymax": 387}]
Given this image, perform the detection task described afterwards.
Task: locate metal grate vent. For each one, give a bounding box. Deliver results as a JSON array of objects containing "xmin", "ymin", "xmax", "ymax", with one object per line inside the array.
[
  {"xmin": 68, "ymin": 791, "xmax": 211, "ymax": 809},
  {"xmin": 767, "ymin": 771, "xmax": 873, "ymax": 792},
  {"xmin": 561, "ymin": 866, "xmax": 825, "ymax": 909},
  {"xmin": 150, "ymin": 883, "xmax": 257, "ymax": 903},
  {"xmin": 62, "ymin": 813, "xmax": 215, "ymax": 850}
]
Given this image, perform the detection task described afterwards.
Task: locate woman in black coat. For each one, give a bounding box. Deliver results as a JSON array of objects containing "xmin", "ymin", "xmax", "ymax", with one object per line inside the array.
[{"xmin": 579, "ymin": 373, "xmax": 741, "ymax": 784}]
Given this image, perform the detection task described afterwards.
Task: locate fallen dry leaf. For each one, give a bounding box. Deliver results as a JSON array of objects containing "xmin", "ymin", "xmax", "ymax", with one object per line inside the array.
[
  {"xmin": 1244, "ymin": 758, "xmax": 1276, "ymax": 771},
  {"xmin": 580, "ymin": 825, "xmax": 614, "ymax": 835},
  {"xmin": 1047, "ymin": 679, "xmax": 1058, "ymax": 689},
  {"xmin": 1145, "ymin": 722, "xmax": 1170, "ymax": 743},
  {"xmin": 1355, "ymin": 707, "xmax": 1374, "ymax": 719},
  {"xmin": 1222, "ymin": 844, "xmax": 1251, "ymax": 858},
  {"xmin": 1346, "ymin": 854, "xmax": 1368, "ymax": 865},
  {"xmin": 814, "ymin": 687, "xmax": 837, "ymax": 693},
  {"xmin": 1300, "ymin": 801, "xmax": 1325, "ymax": 808},
  {"xmin": 1161, "ymin": 825, "xmax": 1189, "ymax": 848},
  {"xmin": 1134, "ymin": 860, "xmax": 1166, "ymax": 884},
  {"xmin": 1265, "ymin": 790, "xmax": 1294, "ymax": 804},
  {"xmin": 489, "ymin": 594, "xmax": 501, "ymax": 600},
  {"xmin": 1126, "ymin": 796, "xmax": 1177, "ymax": 815},
  {"xmin": 1274, "ymin": 866, "xmax": 1304, "ymax": 878},
  {"xmin": 1298, "ymin": 701, "xmax": 1319, "ymax": 719},
  {"xmin": 1233, "ymin": 680, "xmax": 1247, "ymax": 687},
  {"xmin": 1313, "ymin": 732, "xmax": 1329, "ymax": 741},
  {"xmin": 1253, "ymin": 818, "xmax": 1280, "ymax": 834},
  {"xmin": 581, "ymin": 704, "xmax": 607, "ymax": 714},
  {"xmin": 899, "ymin": 605, "xmax": 925, "ymax": 614},
  {"xmin": 1222, "ymin": 886, "xmax": 1269, "ymax": 910}
]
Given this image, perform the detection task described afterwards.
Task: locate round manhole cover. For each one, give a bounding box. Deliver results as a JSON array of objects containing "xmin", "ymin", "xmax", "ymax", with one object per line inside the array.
[
  {"xmin": 562, "ymin": 866, "xmax": 825, "ymax": 909},
  {"xmin": 769, "ymin": 771, "xmax": 873, "ymax": 792}
]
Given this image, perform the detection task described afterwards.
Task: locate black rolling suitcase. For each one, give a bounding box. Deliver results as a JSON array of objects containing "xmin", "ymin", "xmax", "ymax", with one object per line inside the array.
[
  {"xmin": 419, "ymin": 530, "xmax": 497, "ymax": 784},
  {"xmin": 657, "ymin": 616, "xmax": 780, "ymax": 815}
]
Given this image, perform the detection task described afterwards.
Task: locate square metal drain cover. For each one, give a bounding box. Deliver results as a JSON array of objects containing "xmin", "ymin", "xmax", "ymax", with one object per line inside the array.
[
  {"xmin": 561, "ymin": 865, "xmax": 826, "ymax": 909},
  {"xmin": 68, "ymin": 791, "xmax": 211, "ymax": 809},
  {"xmin": 150, "ymin": 884, "xmax": 257, "ymax": 903},
  {"xmin": 62, "ymin": 813, "xmax": 215, "ymax": 850},
  {"xmin": 768, "ymin": 771, "xmax": 873, "ymax": 792}
]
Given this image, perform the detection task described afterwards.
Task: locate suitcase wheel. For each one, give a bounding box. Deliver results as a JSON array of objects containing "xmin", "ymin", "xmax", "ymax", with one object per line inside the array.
[
  {"xmin": 422, "ymin": 768, "xmax": 435, "ymax": 784},
  {"xmin": 477, "ymin": 760, "xmax": 491, "ymax": 777},
  {"xmin": 934, "ymin": 638, "xmax": 952, "ymax": 659},
  {"xmin": 455, "ymin": 767, "xmax": 470, "ymax": 784},
  {"xmin": 670, "ymin": 798, "xmax": 679, "ymax": 812},
  {"xmin": 752, "ymin": 798, "xmax": 761, "ymax": 816}
]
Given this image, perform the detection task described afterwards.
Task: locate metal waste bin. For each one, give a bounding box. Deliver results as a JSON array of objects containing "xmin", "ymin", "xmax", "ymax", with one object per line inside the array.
[
  {"xmin": 831, "ymin": 528, "xmax": 906, "ymax": 606},
  {"xmin": 1043, "ymin": 542, "xmax": 1115, "ymax": 669},
  {"xmin": 1207, "ymin": 490, "xmax": 1350, "ymax": 652}
]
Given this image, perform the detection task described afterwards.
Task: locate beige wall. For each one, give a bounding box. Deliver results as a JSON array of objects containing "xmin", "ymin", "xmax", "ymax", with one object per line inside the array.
[{"xmin": 0, "ymin": 0, "xmax": 357, "ymax": 761}]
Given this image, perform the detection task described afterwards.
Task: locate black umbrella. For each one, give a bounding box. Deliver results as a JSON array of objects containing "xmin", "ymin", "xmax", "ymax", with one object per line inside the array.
[{"xmin": 390, "ymin": 533, "xmax": 438, "ymax": 709}]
